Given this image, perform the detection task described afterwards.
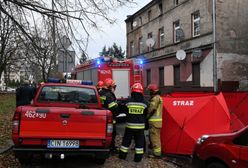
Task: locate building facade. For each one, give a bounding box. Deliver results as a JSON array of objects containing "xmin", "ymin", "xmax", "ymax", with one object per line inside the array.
[{"xmin": 125, "ymin": 0, "xmax": 248, "ymax": 93}]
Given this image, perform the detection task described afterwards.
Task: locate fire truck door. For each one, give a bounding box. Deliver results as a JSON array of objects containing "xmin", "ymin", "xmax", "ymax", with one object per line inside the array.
[{"xmin": 112, "ymin": 69, "xmax": 130, "ymax": 99}]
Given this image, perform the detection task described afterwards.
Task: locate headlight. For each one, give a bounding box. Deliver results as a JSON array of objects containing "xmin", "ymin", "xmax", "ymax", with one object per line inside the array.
[{"xmin": 196, "ymin": 135, "xmax": 209, "ymax": 144}]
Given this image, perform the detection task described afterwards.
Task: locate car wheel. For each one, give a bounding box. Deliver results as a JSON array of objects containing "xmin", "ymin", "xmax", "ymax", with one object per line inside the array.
[
  {"xmin": 18, "ymin": 157, "xmax": 30, "ymax": 165},
  {"xmin": 207, "ymin": 162, "xmax": 227, "ymax": 168},
  {"xmin": 95, "ymin": 158, "xmax": 106, "ymax": 165}
]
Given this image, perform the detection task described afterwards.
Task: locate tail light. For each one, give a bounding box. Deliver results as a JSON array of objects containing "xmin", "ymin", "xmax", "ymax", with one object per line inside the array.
[
  {"xmin": 106, "ymin": 110, "xmax": 113, "ymax": 137},
  {"xmin": 12, "ymin": 112, "xmax": 20, "ymax": 134}
]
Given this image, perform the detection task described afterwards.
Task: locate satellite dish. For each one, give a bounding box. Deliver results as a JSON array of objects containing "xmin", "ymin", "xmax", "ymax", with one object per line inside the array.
[
  {"xmin": 132, "ymin": 21, "xmax": 137, "ymax": 27},
  {"xmin": 192, "ymin": 48, "xmax": 202, "ymax": 58},
  {"xmin": 146, "ymin": 38, "xmax": 155, "ymax": 47},
  {"xmin": 176, "ymin": 50, "xmax": 186, "ymax": 60}
]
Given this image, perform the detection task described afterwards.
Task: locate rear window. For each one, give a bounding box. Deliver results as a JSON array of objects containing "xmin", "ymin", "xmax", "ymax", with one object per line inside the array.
[{"xmin": 38, "ymin": 86, "xmax": 98, "ymax": 104}]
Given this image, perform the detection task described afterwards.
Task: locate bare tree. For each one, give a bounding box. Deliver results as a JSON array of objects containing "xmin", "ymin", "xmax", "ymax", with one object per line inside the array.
[
  {"xmin": 0, "ymin": 0, "xmax": 134, "ymax": 51},
  {"xmin": 0, "ymin": 10, "xmax": 22, "ymax": 88},
  {"xmin": 0, "ymin": 0, "xmax": 135, "ymax": 82}
]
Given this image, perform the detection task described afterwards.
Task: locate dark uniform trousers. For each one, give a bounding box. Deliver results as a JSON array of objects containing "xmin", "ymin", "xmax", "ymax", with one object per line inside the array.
[{"xmin": 119, "ymin": 128, "xmax": 144, "ymax": 162}]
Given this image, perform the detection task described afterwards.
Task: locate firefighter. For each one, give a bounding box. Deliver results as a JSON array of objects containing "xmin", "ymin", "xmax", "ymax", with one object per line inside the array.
[
  {"xmin": 119, "ymin": 83, "xmax": 148, "ymax": 162},
  {"xmin": 96, "ymin": 80, "xmax": 104, "ymax": 92},
  {"xmin": 147, "ymin": 84, "xmax": 163, "ymax": 158},
  {"xmin": 101, "ymin": 78, "xmax": 119, "ymax": 153},
  {"xmin": 16, "ymin": 80, "xmax": 36, "ymax": 107}
]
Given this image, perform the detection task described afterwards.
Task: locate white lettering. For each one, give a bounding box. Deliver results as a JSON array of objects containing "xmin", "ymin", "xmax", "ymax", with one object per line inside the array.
[
  {"xmin": 100, "ymin": 70, "xmax": 111, "ymax": 74},
  {"xmin": 24, "ymin": 110, "xmax": 47, "ymax": 119},
  {"xmin": 172, "ymin": 100, "xmax": 194, "ymax": 106}
]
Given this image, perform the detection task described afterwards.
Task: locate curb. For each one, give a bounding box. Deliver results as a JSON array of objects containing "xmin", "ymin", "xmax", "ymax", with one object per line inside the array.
[{"xmin": 0, "ymin": 145, "xmax": 13, "ymax": 154}]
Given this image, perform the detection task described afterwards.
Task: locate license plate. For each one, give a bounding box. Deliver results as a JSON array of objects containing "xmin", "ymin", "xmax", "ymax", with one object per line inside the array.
[{"xmin": 47, "ymin": 140, "xmax": 79, "ymax": 148}]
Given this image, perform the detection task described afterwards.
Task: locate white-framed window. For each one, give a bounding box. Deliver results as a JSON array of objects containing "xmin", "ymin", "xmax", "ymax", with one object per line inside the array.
[
  {"xmin": 159, "ymin": 3, "xmax": 163, "ymax": 15},
  {"xmin": 173, "ymin": 20, "xmax": 180, "ymax": 43},
  {"xmin": 192, "ymin": 11, "xmax": 200, "ymax": 37},
  {"xmin": 174, "ymin": 0, "xmax": 179, "ymax": 6},
  {"xmin": 130, "ymin": 41, "xmax": 134, "ymax": 56},
  {"xmin": 139, "ymin": 17, "xmax": 142, "ymax": 26},
  {"xmin": 138, "ymin": 37, "xmax": 143, "ymax": 54},
  {"xmin": 159, "ymin": 27, "xmax": 165, "ymax": 47},
  {"xmin": 148, "ymin": 10, "xmax": 151, "ymax": 21},
  {"xmin": 147, "ymin": 32, "xmax": 153, "ymax": 51}
]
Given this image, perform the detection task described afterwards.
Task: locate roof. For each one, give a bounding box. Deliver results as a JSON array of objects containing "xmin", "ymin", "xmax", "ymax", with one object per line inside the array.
[{"xmin": 125, "ymin": 0, "xmax": 159, "ymax": 22}]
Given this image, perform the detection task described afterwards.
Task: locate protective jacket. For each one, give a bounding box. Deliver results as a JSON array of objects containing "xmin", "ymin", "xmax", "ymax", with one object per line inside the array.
[
  {"xmin": 148, "ymin": 94, "xmax": 163, "ymax": 128},
  {"xmin": 123, "ymin": 97, "xmax": 148, "ymax": 129},
  {"xmin": 119, "ymin": 93, "xmax": 148, "ymax": 162},
  {"xmin": 101, "ymin": 88, "xmax": 118, "ymax": 123}
]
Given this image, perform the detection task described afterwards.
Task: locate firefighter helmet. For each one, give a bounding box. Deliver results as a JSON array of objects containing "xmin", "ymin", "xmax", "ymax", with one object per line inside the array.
[
  {"xmin": 104, "ymin": 78, "xmax": 116, "ymax": 89},
  {"xmin": 96, "ymin": 80, "xmax": 104, "ymax": 89},
  {"xmin": 147, "ymin": 84, "xmax": 159, "ymax": 93},
  {"xmin": 131, "ymin": 83, "xmax": 143, "ymax": 94}
]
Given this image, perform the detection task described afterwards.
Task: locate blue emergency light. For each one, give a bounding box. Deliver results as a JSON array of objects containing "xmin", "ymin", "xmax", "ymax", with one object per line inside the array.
[
  {"xmin": 139, "ymin": 59, "xmax": 144, "ymax": 65},
  {"xmin": 81, "ymin": 80, "xmax": 93, "ymax": 85},
  {"xmin": 96, "ymin": 59, "xmax": 101, "ymax": 65},
  {"xmin": 47, "ymin": 78, "xmax": 61, "ymax": 83}
]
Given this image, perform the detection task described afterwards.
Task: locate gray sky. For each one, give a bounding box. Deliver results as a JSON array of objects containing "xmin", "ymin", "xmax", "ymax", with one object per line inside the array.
[{"xmin": 85, "ymin": 0, "xmax": 151, "ymax": 59}]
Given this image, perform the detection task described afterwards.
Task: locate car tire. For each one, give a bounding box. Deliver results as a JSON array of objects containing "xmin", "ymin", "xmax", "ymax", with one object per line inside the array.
[
  {"xmin": 207, "ymin": 162, "xmax": 227, "ymax": 168},
  {"xmin": 95, "ymin": 158, "xmax": 106, "ymax": 165},
  {"xmin": 18, "ymin": 157, "xmax": 30, "ymax": 165}
]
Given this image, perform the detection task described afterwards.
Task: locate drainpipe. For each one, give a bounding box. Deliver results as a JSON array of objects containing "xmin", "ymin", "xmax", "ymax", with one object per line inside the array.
[{"xmin": 213, "ymin": 0, "xmax": 218, "ymax": 92}]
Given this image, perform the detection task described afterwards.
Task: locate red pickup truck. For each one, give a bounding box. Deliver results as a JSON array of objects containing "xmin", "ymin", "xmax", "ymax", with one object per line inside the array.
[
  {"xmin": 12, "ymin": 82, "xmax": 113, "ymax": 165},
  {"xmin": 193, "ymin": 126, "xmax": 248, "ymax": 168}
]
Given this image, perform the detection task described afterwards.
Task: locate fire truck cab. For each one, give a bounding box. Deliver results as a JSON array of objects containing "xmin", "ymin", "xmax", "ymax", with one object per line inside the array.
[{"xmin": 73, "ymin": 57, "xmax": 143, "ymax": 99}]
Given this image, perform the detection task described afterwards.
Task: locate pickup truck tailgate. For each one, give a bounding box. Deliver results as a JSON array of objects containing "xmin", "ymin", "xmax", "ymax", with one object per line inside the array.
[{"xmin": 19, "ymin": 107, "xmax": 108, "ymax": 139}]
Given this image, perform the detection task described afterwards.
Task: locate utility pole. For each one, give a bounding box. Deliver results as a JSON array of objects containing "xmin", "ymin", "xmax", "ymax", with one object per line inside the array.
[{"xmin": 212, "ymin": 0, "xmax": 218, "ymax": 92}]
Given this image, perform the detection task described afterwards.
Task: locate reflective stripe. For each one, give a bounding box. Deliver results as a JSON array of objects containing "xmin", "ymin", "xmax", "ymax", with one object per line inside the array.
[
  {"xmin": 100, "ymin": 96, "xmax": 106, "ymax": 104},
  {"xmin": 149, "ymin": 118, "xmax": 162, "ymax": 122},
  {"xmin": 127, "ymin": 105, "xmax": 145, "ymax": 109},
  {"xmin": 126, "ymin": 125, "xmax": 145, "ymax": 129},
  {"xmin": 126, "ymin": 102, "xmax": 147, "ymax": 108},
  {"xmin": 126, "ymin": 123, "xmax": 145, "ymax": 129},
  {"xmin": 135, "ymin": 148, "xmax": 144, "ymax": 154},
  {"xmin": 120, "ymin": 146, "xmax": 128, "ymax": 153},
  {"xmin": 108, "ymin": 102, "xmax": 117, "ymax": 108},
  {"xmin": 153, "ymin": 147, "xmax": 161, "ymax": 155}
]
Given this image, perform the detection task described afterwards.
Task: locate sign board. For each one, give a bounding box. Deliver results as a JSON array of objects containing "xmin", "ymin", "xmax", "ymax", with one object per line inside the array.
[{"xmin": 58, "ymin": 50, "xmax": 75, "ymax": 73}]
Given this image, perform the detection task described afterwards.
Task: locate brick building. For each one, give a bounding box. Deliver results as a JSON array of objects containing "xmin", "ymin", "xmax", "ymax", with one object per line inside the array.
[{"xmin": 125, "ymin": 0, "xmax": 248, "ymax": 93}]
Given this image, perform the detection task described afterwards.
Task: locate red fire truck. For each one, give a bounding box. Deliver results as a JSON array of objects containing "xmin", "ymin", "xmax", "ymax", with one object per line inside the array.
[{"xmin": 72, "ymin": 57, "xmax": 143, "ymax": 99}]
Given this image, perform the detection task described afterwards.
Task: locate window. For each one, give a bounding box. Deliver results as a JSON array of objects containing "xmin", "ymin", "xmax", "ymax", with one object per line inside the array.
[
  {"xmin": 148, "ymin": 10, "xmax": 151, "ymax": 21},
  {"xmin": 131, "ymin": 20, "xmax": 133, "ymax": 30},
  {"xmin": 147, "ymin": 32, "xmax": 153, "ymax": 51},
  {"xmin": 38, "ymin": 86, "xmax": 97, "ymax": 104},
  {"xmin": 233, "ymin": 131, "xmax": 248, "ymax": 146},
  {"xmin": 159, "ymin": 67, "xmax": 164, "ymax": 86},
  {"xmin": 192, "ymin": 63, "xmax": 200, "ymax": 86},
  {"xmin": 146, "ymin": 69, "xmax": 151, "ymax": 86},
  {"xmin": 174, "ymin": 0, "xmax": 179, "ymax": 6},
  {"xmin": 173, "ymin": 20, "xmax": 180, "ymax": 43},
  {"xmin": 159, "ymin": 3, "xmax": 163, "ymax": 15},
  {"xmin": 174, "ymin": 64, "xmax": 180, "ymax": 86},
  {"xmin": 130, "ymin": 41, "xmax": 134, "ymax": 56},
  {"xmin": 138, "ymin": 37, "xmax": 143, "ymax": 54},
  {"xmin": 139, "ymin": 17, "xmax": 143, "ymax": 26},
  {"xmin": 192, "ymin": 11, "xmax": 200, "ymax": 37},
  {"xmin": 158, "ymin": 27, "xmax": 165, "ymax": 47}
]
